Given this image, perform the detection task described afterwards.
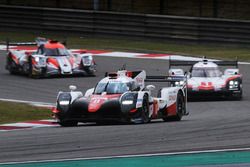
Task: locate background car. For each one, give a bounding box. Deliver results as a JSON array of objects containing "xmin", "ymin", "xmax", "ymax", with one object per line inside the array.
[
  {"xmin": 169, "ymin": 58, "xmax": 243, "ymax": 100},
  {"xmin": 5, "ymin": 37, "xmax": 96, "ymax": 78}
]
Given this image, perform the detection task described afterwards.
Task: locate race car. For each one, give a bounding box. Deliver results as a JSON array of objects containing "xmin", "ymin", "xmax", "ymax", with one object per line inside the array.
[
  {"xmin": 52, "ymin": 70, "xmax": 188, "ymax": 126},
  {"xmin": 169, "ymin": 58, "xmax": 242, "ymax": 100},
  {"xmin": 5, "ymin": 37, "xmax": 96, "ymax": 78}
]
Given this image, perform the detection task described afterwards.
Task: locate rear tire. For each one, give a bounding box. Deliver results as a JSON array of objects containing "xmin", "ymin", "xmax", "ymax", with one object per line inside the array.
[
  {"xmin": 7, "ymin": 58, "xmax": 18, "ymax": 75},
  {"xmin": 163, "ymin": 92, "xmax": 185, "ymax": 122},
  {"xmin": 174, "ymin": 93, "xmax": 185, "ymax": 121},
  {"xmin": 140, "ymin": 95, "xmax": 150, "ymax": 123}
]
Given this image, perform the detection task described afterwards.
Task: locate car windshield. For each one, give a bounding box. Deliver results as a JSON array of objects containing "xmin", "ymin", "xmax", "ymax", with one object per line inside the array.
[
  {"xmin": 94, "ymin": 82, "xmax": 130, "ymax": 94},
  {"xmin": 191, "ymin": 67, "xmax": 221, "ymax": 77},
  {"xmin": 44, "ymin": 48, "xmax": 70, "ymax": 56}
]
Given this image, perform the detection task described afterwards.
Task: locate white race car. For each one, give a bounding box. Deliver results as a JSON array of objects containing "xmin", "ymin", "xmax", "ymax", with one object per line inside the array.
[
  {"xmin": 52, "ymin": 70, "xmax": 188, "ymax": 126},
  {"xmin": 169, "ymin": 58, "xmax": 242, "ymax": 100},
  {"xmin": 5, "ymin": 37, "xmax": 96, "ymax": 78}
]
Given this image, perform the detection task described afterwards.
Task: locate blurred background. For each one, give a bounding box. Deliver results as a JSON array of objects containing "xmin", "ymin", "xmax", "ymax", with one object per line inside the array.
[{"xmin": 0, "ymin": 0, "xmax": 250, "ymax": 20}]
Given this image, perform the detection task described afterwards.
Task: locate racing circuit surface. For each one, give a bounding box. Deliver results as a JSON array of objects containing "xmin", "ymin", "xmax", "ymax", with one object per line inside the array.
[{"xmin": 0, "ymin": 50, "xmax": 250, "ymax": 164}]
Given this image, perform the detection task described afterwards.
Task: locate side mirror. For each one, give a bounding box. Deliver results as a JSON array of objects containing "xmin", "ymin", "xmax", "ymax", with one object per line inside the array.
[
  {"xmin": 146, "ymin": 85, "xmax": 155, "ymax": 91},
  {"xmin": 69, "ymin": 85, "xmax": 77, "ymax": 91}
]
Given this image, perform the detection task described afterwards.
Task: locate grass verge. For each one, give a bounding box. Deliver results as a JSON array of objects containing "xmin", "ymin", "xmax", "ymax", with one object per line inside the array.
[
  {"xmin": 0, "ymin": 101, "xmax": 51, "ymax": 124},
  {"xmin": 0, "ymin": 31, "xmax": 250, "ymax": 61}
]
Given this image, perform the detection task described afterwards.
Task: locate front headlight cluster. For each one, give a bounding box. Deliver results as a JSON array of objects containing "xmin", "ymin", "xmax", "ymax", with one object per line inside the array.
[
  {"xmin": 122, "ymin": 100, "xmax": 134, "ymax": 105},
  {"xmin": 229, "ymin": 80, "xmax": 239, "ymax": 89},
  {"xmin": 59, "ymin": 100, "xmax": 70, "ymax": 105},
  {"xmin": 34, "ymin": 57, "xmax": 46, "ymax": 66},
  {"xmin": 121, "ymin": 93, "xmax": 137, "ymax": 106},
  {"xmin": 175, "ymin": 81, "xmax": 184, "ymax": 86},
  {"xmin": 82, "ymin": 56, "xmax": 93, "ymax": 66}
]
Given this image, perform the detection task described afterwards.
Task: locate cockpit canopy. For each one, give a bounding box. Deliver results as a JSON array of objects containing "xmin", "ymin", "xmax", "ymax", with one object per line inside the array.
[
  {"xmin": 191, "ymin": 67, "xmax": 222, "ymax": 77},
  {"xmin": 36, "ymin": 41, "xmax": 70, "ymax": 56},
  {"xmin": 94, "ymin": 81, "xmax": 134, "ymax": 94}
]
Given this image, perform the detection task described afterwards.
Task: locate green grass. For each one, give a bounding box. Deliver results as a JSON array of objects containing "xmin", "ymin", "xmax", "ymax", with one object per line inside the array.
[
  {"xmin": 1, "ymin": 31, "xmax": 250, "ymax": 61},
  {"xmin": 0, "ymin": 101, "xmax": 51, "ymax": 124}
]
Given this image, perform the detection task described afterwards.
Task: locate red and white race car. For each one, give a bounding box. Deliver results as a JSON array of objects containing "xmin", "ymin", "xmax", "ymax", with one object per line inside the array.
[
  {"xmin": 5, "ymin": 37, "xmax": 96, "ymax": 78},
  {"xmin": 169, "ymin": 58, "xmax": 243, "ymax": 100},
  {"xmin": 52, "ymin": 70, "xmax": 188, "ymax": 126}
]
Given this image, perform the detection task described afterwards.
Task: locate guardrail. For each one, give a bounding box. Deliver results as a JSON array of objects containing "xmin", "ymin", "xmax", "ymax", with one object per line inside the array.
[{"xmin": 1, "ymin": 5, "xmax": 250, "ymax": 45}]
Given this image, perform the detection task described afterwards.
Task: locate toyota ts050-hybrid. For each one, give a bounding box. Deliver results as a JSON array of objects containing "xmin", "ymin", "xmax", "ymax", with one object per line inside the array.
[{"xmin": 52, "ymin": 70, "xmax": 188, "ymax": 126}]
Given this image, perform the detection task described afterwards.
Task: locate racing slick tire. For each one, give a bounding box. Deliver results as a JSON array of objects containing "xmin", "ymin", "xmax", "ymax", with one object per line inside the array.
[
  {"xmin": 28, "ymin": 57, "xmax": 36, "ymax": 78},
  {"xmin": 174, "ymin": 92, "xmax": 185, "ymax": 121},
  {"xmin": 233, "ymin": 90, "xmax": 243, "ymax": 100},
  {"xmin": 58, "ymin": 120, "xmax": 78, "ymax": 127},
  {"xmin": 139, "ymin": 95, "xmax": 150, "ymax": 123},
  {"xmin": 7, "ymin": 58, "xmax": 18, "ymax": 75},
  {"xmin": 84, "ymin": 67, "xmax": 96, "ymax": 76},
  {"xmin": 163, "ymin": 92, "xmax": 185, "ymax": 122}
]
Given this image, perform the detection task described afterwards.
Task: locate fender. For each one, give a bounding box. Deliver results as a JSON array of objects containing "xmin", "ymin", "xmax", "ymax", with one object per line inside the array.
[{"xmin": 159, "ymin": 87, "xmax": 179, "ymax": 109}]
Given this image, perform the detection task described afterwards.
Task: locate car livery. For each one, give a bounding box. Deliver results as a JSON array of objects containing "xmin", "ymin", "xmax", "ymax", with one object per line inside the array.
[
  {"xmin": 5, "ymin": 37, "xmax": 96, "ymax": 78},
  {"xmin": 52, "ymin": 70, "xmax": 188, "ymax": 126},
  {"xmin": 169, "ymin": 58, "xmax": 242, "ymax": 99}
]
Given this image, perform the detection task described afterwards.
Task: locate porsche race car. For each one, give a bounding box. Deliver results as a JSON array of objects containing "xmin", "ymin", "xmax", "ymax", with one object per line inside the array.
[
  {"xmin": 52, "ymin": 70, "xmax": 188, "ymax": 126},
  {"xmin": 5, "ymin": 37, "xmax": 96, "ymax": 78},
  {"xmin": 169, "ymin": 58, "xmax": 242, "ymax": 100}
]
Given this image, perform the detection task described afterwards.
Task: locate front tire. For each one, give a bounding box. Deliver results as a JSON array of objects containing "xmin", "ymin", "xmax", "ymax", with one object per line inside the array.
[{"xmin": 84, "ymin": 67, "xmax": 96, "ymax": 76}]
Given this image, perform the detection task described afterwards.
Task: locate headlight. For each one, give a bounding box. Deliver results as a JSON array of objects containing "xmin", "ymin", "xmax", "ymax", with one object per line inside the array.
[
  {"xmin": 35, "ymin": 57, "xmax": 40, "ymax": 62},
  {"xmin": 59, "ymin": 100, "xmax": 70, "ymax": 105},
  {"xmin": 34, "ymin": 57, "xmax": 46, "ymax": 66},
  {"xmin": 229, "ymin": 80, "xmax": 239, "ymax": 89},
  {"xmin": 82, "ymin": 56, "xmax": 93, "ymax": 66},
  {"xmin": 122, "ymin": 100, "xmax": 134, "ymax": 105},
  {"xmin": 175, "ymin": 81, "xmax": 184, "ymax": 86}
]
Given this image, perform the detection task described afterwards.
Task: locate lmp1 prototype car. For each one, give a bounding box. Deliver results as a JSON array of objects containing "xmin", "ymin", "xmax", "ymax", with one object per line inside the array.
[
  {"xmin": 169, "ymin": 58, "xmax": 242, "ymax": 100},
  {"xmin": 5, "ymin": 38, "xmax": 96, "ymax": 78},
  {"xmin": 52, "ymin": 70, "xmax": 188, "ymax": 127}
]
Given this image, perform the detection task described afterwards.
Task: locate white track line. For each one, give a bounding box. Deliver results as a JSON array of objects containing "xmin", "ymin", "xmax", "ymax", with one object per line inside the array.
[
  {"xmin": 1, "ymin": 147, "xmax": 250, "ymax": 165},
  {"xmin": 0, "ymin": 98, "xmax": 54, "ymax": 108}
]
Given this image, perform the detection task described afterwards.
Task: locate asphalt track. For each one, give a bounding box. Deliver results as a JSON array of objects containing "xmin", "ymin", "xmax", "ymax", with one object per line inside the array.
[{"xmin": 0, "ymin": 50, "xmax": 250, "ymax": 165}]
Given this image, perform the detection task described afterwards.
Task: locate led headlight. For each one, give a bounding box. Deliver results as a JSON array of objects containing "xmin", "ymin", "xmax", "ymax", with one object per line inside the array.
[
  {"xmin": 229, "ymin": 80, "xmax": 239, "ymax": 89},
  {"xmin": 122, "ymin": 100, "xmax": 133, "ymax": 105},
  {"xmin": 35, "ymin": 57, "xmax": 40, "ymax": 62},
  {"xmin": 175, "ymin": 81, "xmax": 184, "ymax": 86},
  {"xmin": 82, "ymin": 56, "xmax": 93, "ymax": 66},
  {"xmin": 59, "ymin": 100, "xmax": 70, "ymax": 105},
  {"xmin": 229, "ymin": 81, "xmax": 234, "ymax": 85}
]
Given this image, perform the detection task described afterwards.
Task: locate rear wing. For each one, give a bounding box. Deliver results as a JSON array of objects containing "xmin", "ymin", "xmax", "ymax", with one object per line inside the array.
[
  {"xmin": 5, "ymin": 37, "xmax": 67, "ymax": 51},
  {"xmin": 145, "ymin": 75, "xmax": 186, "ymax": 82},
  {"xmin": 169, "ymin": 59, "xmax": 238, "ymax": 69},
  {"xmin": 6, "ymin": 40, "xmax": 37, "ymax": 51}
]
